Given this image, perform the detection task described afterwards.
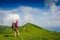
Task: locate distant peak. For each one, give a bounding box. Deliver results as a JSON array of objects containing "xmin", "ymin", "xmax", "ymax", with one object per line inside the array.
[
  {"xmin": 25, "ymin": 23, "xmax": 34, "ymax": 25},
  {"xmin": 26, "ymin": 23, "xmax": 31, "ymax": 24}
]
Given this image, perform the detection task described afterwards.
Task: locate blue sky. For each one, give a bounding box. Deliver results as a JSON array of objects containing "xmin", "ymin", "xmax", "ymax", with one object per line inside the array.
[
  {"xmin": 0, "ymin": 0, "xmax": 45, "ymax": 9},
  {"xmin": 0, "ymin": 0, "xmax": 60, "ymax": 32}
]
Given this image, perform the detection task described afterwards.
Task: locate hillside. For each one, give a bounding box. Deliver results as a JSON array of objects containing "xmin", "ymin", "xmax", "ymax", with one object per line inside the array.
[{"xmin": 0, "ymin": 23, "xmax": 60, "ymax": 40}]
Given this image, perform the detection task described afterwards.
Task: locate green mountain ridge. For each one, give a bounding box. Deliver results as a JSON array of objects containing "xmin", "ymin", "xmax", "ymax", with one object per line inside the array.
[
  {"xmin": 0, "ymin": 23, "xmax": 60, "ymax": 40},
  {"xmin": 21, "ymin": 23, "xmax": 60, "ymax": 32}
]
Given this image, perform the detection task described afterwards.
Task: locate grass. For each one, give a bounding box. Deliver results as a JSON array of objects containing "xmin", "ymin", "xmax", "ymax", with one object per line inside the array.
[{"xmin": 0, "ymin": 23, "xmax": 60, "ymax": 40}]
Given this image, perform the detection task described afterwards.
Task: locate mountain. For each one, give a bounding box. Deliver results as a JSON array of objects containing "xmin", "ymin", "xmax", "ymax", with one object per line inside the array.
[{"xmin": 0, "ymin": 23, "xmax": 60, "ymax": 40}]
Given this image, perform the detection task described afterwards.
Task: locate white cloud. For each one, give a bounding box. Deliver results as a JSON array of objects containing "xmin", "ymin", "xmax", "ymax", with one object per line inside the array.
[
  {"xmin": 44, "ymin": 0, "xmax": 60, "ymax": 26},
  {"xmin": 45, "ymin": 0, "xmax": 59, "ymax": 6},
  {"xmin": 19, "ymin": 6, "xmax": 34, "ymax": 12},
  {"xmin": 0, "ymin": 5, "xmax": 60, "ymax": 27},
  {"xmin": 43, "ymin": 12, "xmax": 47, "ymax": 16},
  {"xmin": 52, "ymin": 12, "xmax": 60, "ymax": 21},
  {"xmin": 19, "ymin": 6, "xmax": 60, "ymax": 27},
  {"xmin": 50, "ymin": 3, "xmax": 58, "ymax": 13},
  {"xmin": 24, "ymin": 13, "xmax": 33, "ymax": 23},
  {"xmin": 18, "ymin": 6, "xmax": 34, "ymax": 23},
  {"xmin": 45, "ymin": 0, "xmax": 59, "ymax": 15},
  {"xmin": 47, "ymin": 21, "xmax": 60, "ymax": 26},
  {"xmin": 0, "ymin": 6, "xmax": 35, "ymax": 26},
  {"xmin": 6, "ymin": 14, "xmax": 20, "ymax": 20},
  {"xmin": 0, "ymin": 9, "xmax": 20, "ymax": 26}
]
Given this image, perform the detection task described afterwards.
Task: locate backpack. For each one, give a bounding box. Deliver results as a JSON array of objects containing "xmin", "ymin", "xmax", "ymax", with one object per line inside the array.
[{"xmin": 12, "ymin": 22, "xmax": 16, "ymax": 30}]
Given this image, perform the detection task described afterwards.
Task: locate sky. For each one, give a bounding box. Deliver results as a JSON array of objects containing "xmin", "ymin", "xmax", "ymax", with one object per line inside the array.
[{"xmin": 0, "ymin": 0, "xmax": 60, "ymax": 32}]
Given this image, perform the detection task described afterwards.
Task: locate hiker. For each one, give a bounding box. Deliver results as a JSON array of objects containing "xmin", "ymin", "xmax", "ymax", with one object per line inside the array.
[{"xmin": 12, "ymin": 20, "xmax": 20, "ymax": 37}]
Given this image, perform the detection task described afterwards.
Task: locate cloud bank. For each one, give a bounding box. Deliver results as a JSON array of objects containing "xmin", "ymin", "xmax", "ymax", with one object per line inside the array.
[
  {"xmin": 0, "ymin": 0, "xmax": 60, "ymax": 27},
  {"xmin": 0, "ymin": 10, "xmax": 20, "ymax": 26}
]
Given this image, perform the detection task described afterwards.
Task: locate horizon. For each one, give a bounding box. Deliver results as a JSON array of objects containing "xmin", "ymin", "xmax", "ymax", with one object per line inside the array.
[
  {"xmin": 0, "ymin": 22, "xmax": 60, "ymax": 32},
  {"xmin": 0, "ymin": 0, "xmax": 60, "ymax": 32}
]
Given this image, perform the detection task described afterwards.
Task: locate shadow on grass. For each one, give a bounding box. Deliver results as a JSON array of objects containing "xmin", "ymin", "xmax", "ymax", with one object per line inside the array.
[{"xmin": 4, "ymin": 34, "xmax": 14, "ymax": 37}]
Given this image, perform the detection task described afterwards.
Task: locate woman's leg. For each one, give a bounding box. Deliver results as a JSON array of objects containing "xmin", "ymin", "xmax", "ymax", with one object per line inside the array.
[
  {"xmin": 14, "ymin": 31, "xmax": 16, "ymax": 37},
  {"xmin": 16, "ymin": 30, "xmax": 20, "ymax": 36},
  {"xmin": 14, "ymin": 29, "xmax": 17, "ymax": 37}
]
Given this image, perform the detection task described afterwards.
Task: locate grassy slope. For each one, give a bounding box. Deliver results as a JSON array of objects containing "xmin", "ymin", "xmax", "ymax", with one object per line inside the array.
[{"xmin": 0, "ymin": 23, "xmax": 60, "ymax": 40}]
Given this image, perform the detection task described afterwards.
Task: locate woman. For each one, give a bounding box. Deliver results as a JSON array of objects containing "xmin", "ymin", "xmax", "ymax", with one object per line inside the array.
[{"xmin": 12, "ymin": 21, "xmax": 19, "ymax": 37}]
